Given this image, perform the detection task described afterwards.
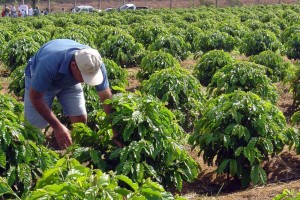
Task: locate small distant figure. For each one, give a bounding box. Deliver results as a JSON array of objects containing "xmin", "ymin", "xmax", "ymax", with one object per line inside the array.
[
  {"xmin": 21, "ymin": 9, "xmax": 26, "ymax": 17},
  {"xmin": 10, "ymin": 3, "xmax": 16, "ymax": 17},
  {"xmin": 62, "ymin": 7, "xmax": 65, "ymax": 13},
  {"xmin": 17, "ymin": 10, "xmax": 22, "ymax": 17},
  {"xmin": 44, "ymin": 8, "xmax": 49, "ymax": 15},
  {"xmin": 28, "ymin": 6, "xmax": 33, "ymax": 16},
  {"xmin": 33, "ymin": 6, "xmax": 40, "ymax": 16},
  {"xmin": 2, "ymin": 5, "xmax": 7, "ymax": 17}
]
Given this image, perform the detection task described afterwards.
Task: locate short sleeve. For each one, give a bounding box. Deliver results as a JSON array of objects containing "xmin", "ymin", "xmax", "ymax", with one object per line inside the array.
[{"xmin": 30, "ymin": 62, "xmax": 55, "ymax": 92}]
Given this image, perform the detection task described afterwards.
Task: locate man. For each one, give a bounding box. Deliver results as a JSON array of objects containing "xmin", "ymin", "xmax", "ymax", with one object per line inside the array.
[{"xmin": 25, "ymin": 39, "xmax": 121, "ymax": 149}]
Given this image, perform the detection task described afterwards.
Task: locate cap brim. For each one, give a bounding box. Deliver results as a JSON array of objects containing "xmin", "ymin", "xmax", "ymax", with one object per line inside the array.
[{"xmin": 81, "ymin": 68, "xmax": 103, "ymax": 86}]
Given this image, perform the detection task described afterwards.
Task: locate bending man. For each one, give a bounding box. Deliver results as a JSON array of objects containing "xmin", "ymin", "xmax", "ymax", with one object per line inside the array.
[{"xmin": 24, "ymin": 39, "xmax": 120, "ymax": 149}]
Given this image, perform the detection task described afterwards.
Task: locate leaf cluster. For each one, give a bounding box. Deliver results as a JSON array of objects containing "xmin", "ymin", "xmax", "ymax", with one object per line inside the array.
[
  {"xmin": 99, "ymin": 33, "xmax": 145, "ymax": 67},
  {"xmin": 193, "ymin": 30, "xmax": 236, "ymax": 53},
  {"xmin": 239, "ymin": 29, "xmax": 281, "ymax": 56},
  {"xmin": 141, "ymin": 67, "xmax": 206, "ymax": 131},
  {"xmin": 1, "ymin": 36, "xmax": 40, "ymax": 72},
  {"xmin": 0, "ymin": 94, "xmax": 58, "ymax": 198},
  {"xmin": 148, "ymin": 33, "xmax": 191, "ymax": 61},
  {"xmin": 207, "ymin": 61, "xmax": 279, "ymax": 104},
  {"xmin": 108, "ymin": 91, "xmax": 200, "ymax": 190},
  {"xmin": 25, "ymin": 157, "xmax": 184, "ymax": 200},
  {"xmin": 189, "ymin": 91, "xmax": 287, "ymax": 187},
  {"xmin": 249, "ymin": 50, "xmax": 291, "ymax": 82},
  {"xmin": 137, "ymin": 50, "xmax": 181, "ymax": 81},
  {"xmin": 193, "ymin": 49, "xmax": 234, "ymax": 86}
]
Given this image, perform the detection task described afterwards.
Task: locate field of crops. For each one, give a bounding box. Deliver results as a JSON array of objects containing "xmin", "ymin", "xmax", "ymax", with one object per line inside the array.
[{"xmin": 1, "ymin": 4, "xmax": 300, "ymax": 199}]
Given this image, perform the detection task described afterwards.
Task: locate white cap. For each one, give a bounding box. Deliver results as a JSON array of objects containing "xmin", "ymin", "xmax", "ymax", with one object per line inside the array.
[{"xmin": 74, "ymin": 48, "xmax": 103, "ymax": 86}]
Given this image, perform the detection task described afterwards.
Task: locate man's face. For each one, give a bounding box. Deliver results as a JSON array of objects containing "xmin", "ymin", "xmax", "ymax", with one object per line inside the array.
[{"xmin": 70, "ymin": 60, "xmax": 84, "ymax": 83}]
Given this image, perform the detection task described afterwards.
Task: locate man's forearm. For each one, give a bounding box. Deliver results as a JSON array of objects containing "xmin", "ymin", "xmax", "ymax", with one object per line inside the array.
[
  {"xmin": 98, "ymin": 88, "xmax": 113, "ymax": 116},
  {"xmin": 29, "ymin": 88, "xmax": 61, "ymax": 128}
]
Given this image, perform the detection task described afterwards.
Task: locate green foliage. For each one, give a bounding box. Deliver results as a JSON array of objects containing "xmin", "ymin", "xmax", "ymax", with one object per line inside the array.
[
  {"xmin": 99, "ymin": 33, "xmax": 145, "ymax": 67},
  {"xmin": 281, "ymin": 24, "xmax": 300, "ymax": 43},
  {"xmin": 239, "ymin": 29, "xmax": 281, "ymax": 56},
  {"xmin": 131, "ymin": 24, "xmax": 168, "ymax": 49},
  {"xmin": 284, "ymin": 32, "xmax": 300, "ymax": 60},
  {"xmin": 249, "ymin": 50, "xmax": 290, "ymax": 82},
  {"xmin": 193, "ymin": 30, "xmax": 236, "ymax": 53},
  {"xmin": 0, "ymin": 94, "xmax": 59, "ymax": 198},
  {"xmin": 22, "ymin": 30, "xmax": 51, "ymax": 46},
  {"xmin": 8, "ymin": 65, "xmax": 25, "ymax": 98},
  {"xmin": 52, "ymin": 25, "xmax": 96, "ymax": 47},
  {"xmin": 291, "ymin": 111, "xmax": 300, "ymax": 127},
  {"xmin": 290, "ymin": 65, "xmax": 300, "ymax": 107},
  {"xmin": 94, "ymin": 26, "xmax": 128, "ymax": 49},
  {"xmin": 141, "ymin": 67, "xmax": 206, "ymax": 131},
  {"xmin": 273, "ymin": 189, "xmax": 300, "ymax": 200},
  {"xmin": 148, "ymin": 33, "xmax": 191, "ymax": 61},
  {"xmin": 207, "ymin": 61, "xmax": 279, "ymax": 104},
  {"xmin": 189, "ymin": 91, "xmax": 287, "ymax": 188},
  {"xmin": 25, "ymin": 157, "xmax": 184, "ymax": 200},
  {"xmin": 193, "ymin": 49, "xmax": 234, "ymax": 86},
  {"xmin": 184, "ymin": 25, "xmax": 203, "ymax": 52},
  {"xmin": 1, "ymin": 36, "xmax": 40, "ymax": 72},
  {"xmin": 109, "ymin": 91, "xmax": 200, "ymax": 191},
  {"xmin": 103, "ymin": 58, "xmax": 129, "ymax": 91},
  {"xmin": 137, "ymin": 50, "xmax": 181, "ymax": 81}
]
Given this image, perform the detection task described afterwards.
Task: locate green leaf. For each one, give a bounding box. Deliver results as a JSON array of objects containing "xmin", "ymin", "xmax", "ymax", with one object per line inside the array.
[
  {"xmin": 0, "ymin": 148, "xmax": 6, "ymax": 168},
  {"xmin": 123, "ymin": 121, "xmax": 135, "ymax": 142},
  {"xmin": 116, "ymin": 175, "xmax": 139, "ymax": 191},
  {"xmin": 250, "ymin": 165, "xmax": 267, "ymax": 185},
  {"xmin": 230, "ymin": 159, "xmax": 238, "ymax": 176},
  {"xmin": 217, "ymin": 159, "xmax": 230, "ymax": 174},
  {"xmin": 243, "ymin": 146, "xmax": 255, "ymax": 165}
]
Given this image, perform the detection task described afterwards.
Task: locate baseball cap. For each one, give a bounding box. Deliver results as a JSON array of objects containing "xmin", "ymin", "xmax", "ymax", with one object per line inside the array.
[{"xmin": 74, "ymin": 48, "xmax": 103, "ymax": 86}]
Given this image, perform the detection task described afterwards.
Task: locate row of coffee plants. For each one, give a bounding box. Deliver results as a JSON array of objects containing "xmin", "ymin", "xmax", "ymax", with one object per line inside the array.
[
  {"xmin": 0, "ymin": 93, "xmax": 185, "ymax": 199},
  {"xmin": 1, "ymin": 3, "xmax": 300, "ymax": 198}
]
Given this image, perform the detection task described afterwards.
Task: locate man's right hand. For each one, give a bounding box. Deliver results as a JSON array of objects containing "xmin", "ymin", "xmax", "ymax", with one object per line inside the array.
[{"xmin": 53, "ymin": 124, "xmax": 72, "ymax": 149}]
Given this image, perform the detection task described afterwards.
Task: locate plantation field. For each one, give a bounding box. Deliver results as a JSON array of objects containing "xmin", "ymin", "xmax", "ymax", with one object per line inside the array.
[
  {"xmin": 1, "ymin": 59, "xmax": 300, "ymax": 199},
  {"xmin": 1, "ymin": 4, "xmax": 300, "ymax": 200}
]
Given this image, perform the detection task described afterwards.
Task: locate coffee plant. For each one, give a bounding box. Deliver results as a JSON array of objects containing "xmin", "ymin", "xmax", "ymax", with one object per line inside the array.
[
  {"xmin": 1, "ymin": 36, "xmax": 40, "ymax": 72},
  {"xmin": 249, "ymin": 50, "xmax": 291, "ymax": 82},
  {"xmin": 140, "ymin": 67, "xmax": 206, "ymax": 131},
  {"xmin": 284, "ymin": 32, "xmax": 300, "ymax": 60},
  {"xmin": 189, "ymin": 91, "xmax": 288, "ymax": 188},
  {"xmin": 99, "ymin": 33, "xmax": 145, "ymax": 67},
  {"xmin": 24, "ymin": 157, "xmax": 185, "ymax": 200},
  {"xmin": 137, "ymin": 50, "xmax": 181, "ymax": 81},
  {"xmin": 0, "ymin": 94, "xmax": 59, "ymax": 198},
  {"xmin": 207, "ymin": 61, "xmax": 279, "ymax": 104},
  {"xmin": 8, "ymin": 65, "xmax": 25, "ymax": 98},
  {"xmin": 193, "ymin": 30, "xmax": 236, "ymax": 53},
  {"xmin": 108, "ymin": 91, "xmax": 200, "ymax": 191},
  {"xmin": 289, "ymin": 64, "xmax": 300, "ymax": 107},
  {"xmin": 103, "ymin": 58, "xmax": 129, "ymax": 91},
  {"xmin": 148, "ymin": 33, "xmax": 191, "ymax": 61},
  {"xmin": 239, "ymin": 29, "xmax": 281, "ymax": 56},
  {"xmin": 193, "ymin": 49, "xmax": 234, "ymax": 86}
]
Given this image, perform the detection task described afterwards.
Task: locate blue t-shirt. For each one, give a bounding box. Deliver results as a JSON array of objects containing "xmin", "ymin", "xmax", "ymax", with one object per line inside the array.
[{"xmin": 25, "ymin": 39, "xmax": 109, "ymax": 92}]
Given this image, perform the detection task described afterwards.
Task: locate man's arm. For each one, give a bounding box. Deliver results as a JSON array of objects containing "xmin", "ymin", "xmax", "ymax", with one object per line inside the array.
[
  {"xmin": 97, "ymin": 88, "xmax": 124, "ymax": 147},
  {"xmin": 29, "ymin": 87, "xmax": 72, "ymax": 149},
  {"xmin": 97, "ymin": 88, "xmax": 113, "ymax": 115}
]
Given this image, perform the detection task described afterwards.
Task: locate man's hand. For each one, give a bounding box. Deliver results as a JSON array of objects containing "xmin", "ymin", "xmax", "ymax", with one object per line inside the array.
[
  {"xmin": 113, "ymin": 129, "xmax": 124, "ymax": 148},
  {"xmin": 29, "ymin": 88, "xmax": 73, "ymax": 150},
  {"xmin": 53, "ymin": 124, "xmax": 72, "ymax": 149}
]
